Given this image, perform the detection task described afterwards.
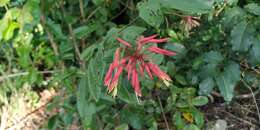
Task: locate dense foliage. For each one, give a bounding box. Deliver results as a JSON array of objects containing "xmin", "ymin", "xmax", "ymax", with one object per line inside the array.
[{"xmin": 0, "ymin": 0, "xmax": 259, "ymax": 129}]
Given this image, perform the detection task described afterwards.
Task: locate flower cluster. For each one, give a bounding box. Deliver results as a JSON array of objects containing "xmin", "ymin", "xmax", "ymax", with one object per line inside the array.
[{"xmin": 104, "ymin": 34, "xmax": 176, "ymax": 97}]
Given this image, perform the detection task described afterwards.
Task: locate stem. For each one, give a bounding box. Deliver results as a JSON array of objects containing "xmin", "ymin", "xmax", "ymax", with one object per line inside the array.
[
  {"xmin": 0, "ymin": 70, "xmax": 56, "ymax": 82},
  {"xmin": 157, "ymin": 96, "xmax": 170, "ymax": 130},
  {"xmin": 241, "ymin": 79, "xmax": 260, "ymax": 123}
]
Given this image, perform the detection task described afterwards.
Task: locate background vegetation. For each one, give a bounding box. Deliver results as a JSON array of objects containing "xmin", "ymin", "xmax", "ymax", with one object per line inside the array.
[{"xmin": 0, "ymin": 0, "xmax": 259, "ymax": 129}]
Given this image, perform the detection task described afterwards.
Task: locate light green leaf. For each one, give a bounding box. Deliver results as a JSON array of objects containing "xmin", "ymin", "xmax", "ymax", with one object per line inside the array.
[
  {"xmin": 160, "ymin": 0, "xmax": 214, "ymax": 13},
  {"xmin": 0, "ymin": 0, "xmax": 9, "ymax": 7},
  {"xmin": 230, "ymin": 21, "xmax": 255, "ymax": 52},
  {"xmin": 3, "ymin": 22, "xmax": 19, "ymax": 41},
  {"xmin": 137, "ymin": 0, "xmax": 164, "ymax": 27},
  {"xmin": 191, "ymin": 96, "xmax": 209, "ymax": 106}
]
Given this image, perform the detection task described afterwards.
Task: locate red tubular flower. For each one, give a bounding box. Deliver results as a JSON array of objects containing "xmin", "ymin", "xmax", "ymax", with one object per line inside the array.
[
  {"xmin": 142, "ymin": 38, "xmax": 169, "ymax": 44},
  {"xmin": 108, "ymin": 66, "xmax": 123, "ymax": 93},
  {"xmin": 104, "ymin": 34, "xmax": 176, "ymax": 97},
  {"xmin": 116, "ymin": 37, "xmax": 132, "ymax": 47},
  {"xmin": 148, "ymin": 63, "xmax": 172, "ymax": 86},
  {"xmin": 148, "ymin": 46, "xmax": 176, "ymax": 56},
  {"xmin": 131, "ymin": 68, "xmax": 141, "ymax": 96}
]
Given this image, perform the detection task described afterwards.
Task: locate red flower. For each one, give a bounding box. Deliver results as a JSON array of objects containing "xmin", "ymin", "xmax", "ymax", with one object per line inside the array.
[{"xmin": 104, "ymin": 34, "xmax": 176, "ymax": 97}]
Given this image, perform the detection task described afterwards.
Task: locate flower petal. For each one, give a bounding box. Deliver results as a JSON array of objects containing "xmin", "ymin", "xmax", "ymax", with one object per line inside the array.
[
  {"xmin": 139, "ymin": 34, "xmax": 158, "ymax": 43},
  {"xmin": 148, "ymin": 46, "xmax": 176, "ymax": 56},
  {"xmin": 116, "ymin": 37, "xmax": 132, "ymax": 47},
  {"xmin": 108, "ymin": 66, "xmax": 123, "ymax": 93}
]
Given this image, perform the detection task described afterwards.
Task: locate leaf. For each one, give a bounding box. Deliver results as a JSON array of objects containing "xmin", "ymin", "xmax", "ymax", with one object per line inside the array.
[
  {"xmin": 121, "ymin": 26, "xmax": 146, "ymax": 45},
  {"xmin": 115, "ymin": 124, "xmax": 129, "ymax": 130},
  {"xmin": 46, "ymin": 19, "xmax": 67, "ymax": 40},
  {"xmin": 222, "ymin": 7, "xmax": 245, "ymax": 28},
  {"xmin": 249, "ymin": 39, "xmax": 260, "ymax": 65},
  {"xmin": 245, "ymin": 3, "xmax": 260, "ymax": 16},
  {"xmin": 86, "ymin": 59, "xmax": 102, "ymax": 101},
  {"xmin": 191, "ymin": 108, "xmax": 204, "ymax": 127},
  {"xmin": 191, "ymin": 96, "xmax": 209, "ymax": 106},
  {"xmin": 3, "ymin": 22, "xmax": 19, "ymax": 41},
  {"xmin": 0, "ymin": 0, "xmax": 9, "ymax": 7},
  {"xmin": 175, "ymin": 75, "xmax": 188, "ymax": 85},
  {"xmin": 74, "ymin": 24, "xmax": 97, "ymax": 39},
  {"xmin": 173, "ymin": 112, "xmax": 185, "ymax": 130},
  {"xmin": 160, "ymin": 0, "xmax": 214, "ymax": 14},
  {"xmin": 183, "ymin": 112, "xmax": 193, "ymax": 123},
  {"xmin": 230, "ymin": 21, "xmax": 255, "ymax": 52},
  {"xmin": 80, "ymin": 44, "xmax": 98, "ymax": 61},
  {"xmin": 203, "ymin": 51, "xmax": 223, "ymax": 64},
  {"xmin": 137, "ymin": 0, "xmax": 164, "ymax": 27},
  {"xmin": 183, "ymin": 124, "xmax": 200, "ymax": 130},
  {"xmin": 199, "ymin": 77, "xmax": 215, "ymax": 95},
  {"xmin": 164, "ymin": 43, "xmax": 187, "ymax": 60},
  {"xmin": 216, "ymin": 62, "xmax": 240, "ymax": 101}
]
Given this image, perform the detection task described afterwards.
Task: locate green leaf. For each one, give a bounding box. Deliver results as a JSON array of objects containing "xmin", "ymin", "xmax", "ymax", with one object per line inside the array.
[
  {"xmin": 137, "ymin": 0, "xmax": 164, "ymax": 27},
  {"xmin": 191, "ymin": 108, "xmax": 204, "ymax": 127},
  {"xmin": 216, "ymin": 62, "xmax": 240, "ymax": 101},
  {"xmin": 199, "ymin": 77, "xmax": 215, "ymax": 95},
  {"xmin": 183, "ymin": 124, "xmax": 200, "ymax": 130},
  {"xmin": 3, "ymin": 22, "xmax": 19, "ymax": 41},
  {"xmin": 245, "ymin": 3, "xmax": 260, "ymax": 16},
  {"xmin": 87, "ymin": 59, "xmax": 102, "ymax": 101},
  {"xmin": 230, "ymin": 21, "xmax": 255, "ymax": 52},
  {"xmin": 74, "ymin": 24, "xmax": 97, "ymax": 39},
  {"xmin": 173, "ymin": 112, "xmax": 185, "ymax": 130},
  {"xmin": 160, "ymin": 0, "xmax": 214, "ymax": 13},
  {"xmin": 175, "ymin": 75, "xmax": 188, "ymax": 85},
  {"xmin": 191, "ymin": 96, "xmax": 209, "ymax": 106},
  {"xmin": 115, "ymin": 124, "xmax": 129, "ymax": 130},
  {"xmin": 121, "ymin": 26, "xmax": 146, "ymax": 45},
  {"xmin": 222, "ymin": 7, "xmax": 245, "ymax": 28},
  {"xmin": 203, "ymin": 51, "xmax": 223, "ymax": 64},
  {"xmin": 164, "ymin": 43, "xmax": 187, "ymax": 60},
  {"xmin": 249, "ymin": 39, "xmax": 260, "ymax": 65},
  {"xmin": 0, "ymin": 0, "xmax": 9, "ymax": 7},
  {"xmin": 80, "ymin": 44, "xmax": 98, "ymax": 61}
]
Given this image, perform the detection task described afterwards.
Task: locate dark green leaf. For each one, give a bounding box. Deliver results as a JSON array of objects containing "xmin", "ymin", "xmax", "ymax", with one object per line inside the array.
[
  {"xmin": 138, "ymin": 0, "xmax": 164, "ymax": 27},
  {"xmin": 160, "ymin": 0, "xmax": 214, "ymax": 13},
  {"xmin": 199, "ymin": 77, "xmax": 215, "ymax": 95},
  {"xmin": 230, "ymin": 21, "xmax": 255, "ymax": 52}
]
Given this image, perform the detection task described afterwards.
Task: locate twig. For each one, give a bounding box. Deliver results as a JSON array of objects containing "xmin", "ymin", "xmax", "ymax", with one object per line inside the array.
[
  {"xmin": 110, "ymin": 0, "xmax": 129, "ymax": 20},
  {"xmin": 85, "ymin": 7, "xmax": 101, "ymax": 22},
  {"xmin": 241, "ymin": 79, "xmax": 260, "ymax": 123},
  {"xmin": 40, "ymin": 0, "xmax": 59, "ymax": 56},
  {"xmin": 5, "ymin": 96, "xmax": 54, "ymax": 130},
  {"xmin": 79, "ymin": 0, "xmax": 86, "ymax": 22},
  {"xmin": 0, "ymin": 70, "xmax": 56, "ymax": 82},
  {"xmin": 117, "ymin": 16, "xmax": 139, "ymax": 34},
  {"xmin": 157, "ymin": 96, "xmax": 170, "ymax": 130},
  {"xmin": 219, "ymin": 109, "xmax": 257, "ymax": 127},
  {"xmin": 68, "ymin": 24, "xmax": 84, "ymax": 67}
]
